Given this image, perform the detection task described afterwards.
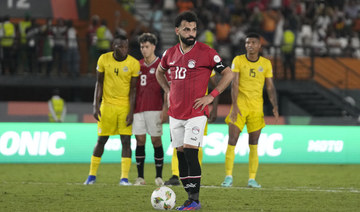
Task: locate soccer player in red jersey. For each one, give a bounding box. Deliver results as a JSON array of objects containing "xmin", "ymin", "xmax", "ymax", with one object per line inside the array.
[
  {"xmin": 132, "ymin": 33, "xmax": 166, "ymax": 186},
  {"xmin": 156, "ymin": 11, "xmax": 233, "ymax": 210}
]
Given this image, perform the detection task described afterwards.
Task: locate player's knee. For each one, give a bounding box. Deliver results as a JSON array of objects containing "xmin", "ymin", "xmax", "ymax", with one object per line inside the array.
[
  {"xmin": 137, "ymin": 140, "xmax": 146, "ymax": 146},
  {"xmin": 151, "ymin": 137, "xmax": 162, "ymax": 148},
  {"xmin": 176, "ymin": 146, "xmax": 184, "ymax": 152},
  {"xmin": 228, "ymin": 137, "xmax": 238, "ymax": 146},
  {"xmin": 249, "ymin": 139, "xmax": 259, "ymax": 145},
  {"xmin": 97, "ymin": 136, "xmax": 109, "ymax": 146}
]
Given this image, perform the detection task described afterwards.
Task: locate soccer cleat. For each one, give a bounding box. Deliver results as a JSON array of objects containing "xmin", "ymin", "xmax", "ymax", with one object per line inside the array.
[
  {"xmin": 176, "ymin": 200, "xmax": 201, "ymax": 211},
  {"xmin": 221, "ymin": 175, "xmax": 233, "ymax": 187},
  {"xmin": 155, "ymin": 177, "xmax": 164, "ymax": 186},
  {"xmin": 247, "ymin": 179, "xmax": 261, "ymax": 188},
  {"xmin": 84, "ymin": 175, "xmax": 96, "ymax": 185},
  {"xmin": 164, "ymin": 175, "xmax": 181, "ymax": 186},
  {"xmin": 134, "ymin": 177, "xmax": 146, "ymax": 185},
  {"xmin": 119, "ymin": 178, "xmax": 132, "ymax": 186}
]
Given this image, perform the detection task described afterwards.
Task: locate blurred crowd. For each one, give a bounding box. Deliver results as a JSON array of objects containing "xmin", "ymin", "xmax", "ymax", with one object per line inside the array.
[
  {"xmin": 166, "ymin": 0, "xmax": 360, "ymax": 62},
  {"xmin": 1, "ymin": 0, "xmax": 360, "ymax": 77},
  {"xmin": 0, "ymin": 15, "xmax": 80, "ymax": 77}
]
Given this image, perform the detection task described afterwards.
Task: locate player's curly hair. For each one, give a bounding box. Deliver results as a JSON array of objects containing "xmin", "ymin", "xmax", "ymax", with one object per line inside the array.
[
  {"xmin": 138, "ymin": 33, "xmax": 158, "ymax": 45},
  {"xmin": 175, "ymin": 11, "xmax": 198, "ymax": 28}
]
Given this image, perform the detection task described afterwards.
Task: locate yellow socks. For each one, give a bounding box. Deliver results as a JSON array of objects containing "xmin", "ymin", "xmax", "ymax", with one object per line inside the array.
[
  {"xmin": 249, "ymin": 144, "xmax": 259, "ymax": 180},
  {"xmin": 171, "ymin": 147, "xmax": 204, "ymax": 177},
  {"xmin": 120, "ymin": 157, "xmax": 131, "ymax": 179},
  {"xmin": 89, "ymin": 155, "xmax": 101, "ymax": 176},
  {"xmin": 171, "ymin": 148, "xmax": 179, "ymax": 176},
  {"xmin": 198, "ymin": 147, "xmax": 203, "ymax": 167},
  {"xmin": 89, "ymin": 156, "xmax": 132, "ymax": 179},
  {"xmin": 225, "ymin": 144, "xmax": 235, "ymax": 176}
]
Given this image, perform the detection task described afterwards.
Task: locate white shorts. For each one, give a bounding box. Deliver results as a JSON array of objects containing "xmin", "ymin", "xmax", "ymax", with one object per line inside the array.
[
  {"xmin": 169, "ymin": 115, "xmax": 207, "ymax": 148},
  {"xmin": 132, "ymin": 111, "xmax": 163, "ymax": 136}
]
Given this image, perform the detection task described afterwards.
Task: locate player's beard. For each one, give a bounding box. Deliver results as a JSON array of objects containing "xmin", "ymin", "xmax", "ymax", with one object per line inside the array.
[{"xmin": 179, "ymin": 34, "xmax": 196, "ymax": 46}]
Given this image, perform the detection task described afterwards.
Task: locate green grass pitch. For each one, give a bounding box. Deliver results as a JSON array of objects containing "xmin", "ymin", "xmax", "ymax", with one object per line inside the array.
[{"xmin": 0, "ymin": 163, "xmax": 359, "ymax": 211}]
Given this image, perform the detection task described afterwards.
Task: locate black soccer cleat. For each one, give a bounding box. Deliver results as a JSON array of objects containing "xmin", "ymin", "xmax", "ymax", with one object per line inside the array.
[{"xmin": 164, "ymin": 175, "xmax": 181, "ymax": 186}]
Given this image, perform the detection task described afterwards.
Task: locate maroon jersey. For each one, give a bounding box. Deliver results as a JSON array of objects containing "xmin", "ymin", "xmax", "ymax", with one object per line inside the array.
[
  {"xmin": 160, "ymin": 41, "xmax": 222, "ymax": 119},
  {"xmin": 134, "ymin": 57, "xmax": 163, "ymax": 113}
]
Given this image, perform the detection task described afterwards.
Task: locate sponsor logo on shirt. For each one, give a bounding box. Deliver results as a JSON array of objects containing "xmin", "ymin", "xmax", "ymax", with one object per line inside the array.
[
  {"xmin": 216, "ymin": 63, "xmax": 224, "ymax": 69},
  {"xmin": 188, "ymin": 60, "xmax": 196, "ymax": 68}
]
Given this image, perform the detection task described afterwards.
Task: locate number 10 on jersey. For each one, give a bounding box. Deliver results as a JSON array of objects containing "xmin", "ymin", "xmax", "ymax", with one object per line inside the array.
[{"xmin": 175, "ymin": 66, "xmax": 187, "ymax": 79}]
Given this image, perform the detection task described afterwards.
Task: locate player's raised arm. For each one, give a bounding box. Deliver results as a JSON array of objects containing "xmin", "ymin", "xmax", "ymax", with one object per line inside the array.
[
  {"xmin": 265, "ymin": 77, "xmax": 279, "ymax": 121},
  {"xmin": 93, "ymin": 71, "xmax": 104, "ymax": 121}
]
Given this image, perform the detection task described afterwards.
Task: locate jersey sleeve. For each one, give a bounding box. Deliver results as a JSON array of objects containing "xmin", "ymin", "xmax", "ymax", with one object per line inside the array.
[
  {"xmin": 131, "ymin": 59, "xmax": 141, "ymax": 77},
  {"xmin": 231, "ymin": 56, "xmax": 240, "ymax": 73},
  {"xmin": 166, "ymin": 69, "xmax": 172, "ymax": 82},
  {"xmin": 265, "ymin": 59, "xmax": 273, "ymax": 78},
  {"xmin": 160, "ymin": 50, "xmax": 169, "ymax": 71},
  {"xmin": 207, "ymin": 48, "xmax": 223, "ymax": 70},
  {"xmin": 96, "ymin": 55, "xmax": 105, "ymax": 73}
]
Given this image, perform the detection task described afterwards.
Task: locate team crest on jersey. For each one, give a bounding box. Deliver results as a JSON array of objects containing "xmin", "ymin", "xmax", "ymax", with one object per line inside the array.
[
  {"xmin": 123, "ymin": 66, "xmax": 129, "ymax": 72},
  {"xmin": 192, "ymin": 126, "xmax": 200, "ymax": 135},
  {"xmin": 188, "ymin": 60, "xmax": 196, "ymax": 68},
  {"xmin": 149, "ymin": 68, "xmax": 156, "ymax": 74},
  {"xmin": 213, "ymin": 55, "xmax": 221, "ymax": 63},
  {"xmin": 258, "ymin": 66, "xmax": 264, "ymax": 72}
]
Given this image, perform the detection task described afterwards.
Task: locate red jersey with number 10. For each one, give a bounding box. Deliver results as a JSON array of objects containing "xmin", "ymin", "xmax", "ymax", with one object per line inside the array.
[
  {"xmin": 160, "ymin": 41, "xmax": 222, "ymax": 120},
  {"xmin": 134, "ymin": 57, "xmax": 163, "ymax": 113}
]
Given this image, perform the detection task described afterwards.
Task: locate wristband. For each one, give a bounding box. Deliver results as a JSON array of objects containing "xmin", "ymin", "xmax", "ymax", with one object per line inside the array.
[{"xmin": 210, "ymin": 89, "xmax": 220, "ymax": 98}]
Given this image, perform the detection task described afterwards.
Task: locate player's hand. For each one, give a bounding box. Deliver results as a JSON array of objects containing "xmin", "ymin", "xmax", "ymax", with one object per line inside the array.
[
  {"xmin": 126, "ymin": 113, "xmax": 133, "ymax": 126},
  {"xmin": 229, "ymin": 106, "xmax": 241, "ymax": 122},
  {"xmin": 160, "ymin": 109, "xmax": 169, "ymax": 123},
  {"xmin": 93, "ymin": 105, "xmax": 101, "ymax": 121},
  {"xmin": 193, "ymin": 95, "xmax": 214, "ymax": 111},
  {"xmin": 273, "ymin": 106, "xmax": 279, "ymax": 124},
  {"xmin": 208, "ymin": 109, "xmax": 217, "ymax": 123}
]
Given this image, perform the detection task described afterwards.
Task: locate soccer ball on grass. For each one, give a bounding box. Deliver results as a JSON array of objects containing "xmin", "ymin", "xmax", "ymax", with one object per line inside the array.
[{"xmin": 151, "ymin": 186, "xmax": 176, "ymax": 210}]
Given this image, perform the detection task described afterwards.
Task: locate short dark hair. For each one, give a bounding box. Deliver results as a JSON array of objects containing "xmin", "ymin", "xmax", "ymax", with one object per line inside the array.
[
  {"xmin": 246, "ymin": 32, "xmax": 261, "ymax": 40},
  {"xmin": 114, "ymin": 35, "xmax": 128, "ymax": 41},
  {"xmin": 138, "ymin": 33, "xmax": 158, "ymax": 45},
  {"xmin": 175, "ymin": 11, "xmax": 198, "ymax": 28}
]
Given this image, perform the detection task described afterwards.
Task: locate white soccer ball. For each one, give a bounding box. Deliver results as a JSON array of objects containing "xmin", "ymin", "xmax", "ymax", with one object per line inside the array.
[{"xmin": 151, "ymin": 186, "xmax": 176, "ymax": 210}]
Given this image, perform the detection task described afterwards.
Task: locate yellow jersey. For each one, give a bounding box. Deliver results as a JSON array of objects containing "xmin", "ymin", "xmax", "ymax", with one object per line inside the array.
[
  {"xmin": 231, "ymin": 54, "xmax": 273, "ymax": 112},
  {"xmin": 97, "ymin": 52, "xmax": 140, "ymax": 106}
]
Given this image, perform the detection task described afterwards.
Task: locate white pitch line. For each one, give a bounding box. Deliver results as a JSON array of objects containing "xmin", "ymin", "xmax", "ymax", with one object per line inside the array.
[
  {"xmin": 1, "ymin": 181, "xmax": 359, "ymax": 193},
  {"xmin": 200, "ymin": 185, "xmax": 360, "ymax": 193}
]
